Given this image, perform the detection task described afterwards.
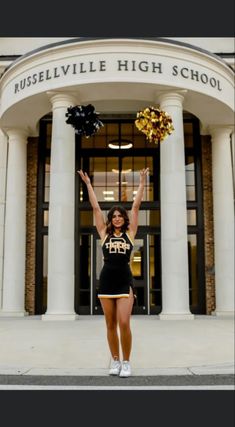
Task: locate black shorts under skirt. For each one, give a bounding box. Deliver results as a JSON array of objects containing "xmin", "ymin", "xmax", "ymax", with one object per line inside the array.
[{"xmin": 98, "ymin": 263, "xmax": 134, "ymax": 298}]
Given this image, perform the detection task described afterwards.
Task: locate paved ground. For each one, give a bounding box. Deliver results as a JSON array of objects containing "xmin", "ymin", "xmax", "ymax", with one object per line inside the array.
[{"xmin": 0, "ymin": 314, "xmax": 234, "ymax": 388}]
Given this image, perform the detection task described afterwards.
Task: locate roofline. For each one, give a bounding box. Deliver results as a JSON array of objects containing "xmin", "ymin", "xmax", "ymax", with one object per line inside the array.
[{"xmin": 3, "ymin": 37, "xmax": 233, "ymax": 74}]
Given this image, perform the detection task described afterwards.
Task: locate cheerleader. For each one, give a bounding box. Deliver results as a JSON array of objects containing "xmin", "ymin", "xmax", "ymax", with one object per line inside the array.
[{"xmin": 78, "ymin": 168, "xmax": 149, "ymax": 377}]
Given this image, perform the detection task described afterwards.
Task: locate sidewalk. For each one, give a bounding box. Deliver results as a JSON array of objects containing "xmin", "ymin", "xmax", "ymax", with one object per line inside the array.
[{"xmin": 0, "ymin": 315, "xmax": 234, "ymax": 376}]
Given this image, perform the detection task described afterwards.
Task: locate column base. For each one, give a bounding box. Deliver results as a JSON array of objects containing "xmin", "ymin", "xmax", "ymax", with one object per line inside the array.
[
  {"xmin": 159, "ymin": 313, "xmax": 195, "ymax": 320},
  {"xmin": 42, "ymin": 313, "xmax": 79, "ymax": 321},
  {"xmin": 212, "ymin": 311, "xmax": 235, "ymax": 317},
  {"xmin": 0, "ymin": 310, "xmax": 28, "ymax": 317}
]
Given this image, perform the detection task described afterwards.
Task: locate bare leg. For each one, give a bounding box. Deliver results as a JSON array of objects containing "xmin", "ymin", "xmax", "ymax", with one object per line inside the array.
[
  {"xmin": 116, "ymin": 288, "xmax": 134, "ymax": 361},
  {"xmin": 100, "ymin": 298, "xmax": 120, "ymax": 360}
]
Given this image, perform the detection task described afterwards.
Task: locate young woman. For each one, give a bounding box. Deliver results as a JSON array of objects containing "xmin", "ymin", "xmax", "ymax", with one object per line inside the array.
[{"xmin": 78, "ymin": 168, "xmax": 149, "ymax": 377}]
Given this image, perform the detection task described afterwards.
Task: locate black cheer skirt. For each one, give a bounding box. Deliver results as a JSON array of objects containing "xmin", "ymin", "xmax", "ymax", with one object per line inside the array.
[{"xmin": 98, "ymin": 263, "xmax": 134, "ymax": 298}]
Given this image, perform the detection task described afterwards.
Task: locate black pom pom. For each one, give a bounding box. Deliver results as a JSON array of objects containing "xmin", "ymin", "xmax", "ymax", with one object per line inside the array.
[{"xmin": 65, "ymin": 104, "xmax": 103, "ymax": 138}]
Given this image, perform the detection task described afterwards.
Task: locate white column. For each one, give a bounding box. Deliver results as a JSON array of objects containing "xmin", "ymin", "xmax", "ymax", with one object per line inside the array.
[
  {"xmin": 158, "ymin": 92, "xmax": 194, "ymax": 320},
  {"xmin": 0, "ymin": 129, "xmax": 28, "ymax": 316},
  {"xmin": 231, "ymin": 131, "xmax": 235, "ymax": 192},
  {"xmin": 210, "ymin": 126, "xmax": 234, "ymax": 316},
  {"xmin": 42, "ymin": 93, "xmax": 78, "ymax": 320},
  {"xmin": 0, "ymin": 129, "xmax": 8, "ymax": 310}
]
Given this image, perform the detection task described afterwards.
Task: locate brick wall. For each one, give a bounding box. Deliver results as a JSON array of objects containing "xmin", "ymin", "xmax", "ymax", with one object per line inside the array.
[
  {"xmin": 201, "ymin": 135, "xmax": 215, "ymax": 314},
  {"xmin": 25, "ymin": 137, "xmax": 38, "ymax": 315}
]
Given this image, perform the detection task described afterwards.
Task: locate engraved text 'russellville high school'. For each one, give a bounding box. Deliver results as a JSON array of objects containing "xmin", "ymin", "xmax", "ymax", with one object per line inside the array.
[{"xmin": 14, "ymin": 59, "xmax": 222, "ymax": 94}]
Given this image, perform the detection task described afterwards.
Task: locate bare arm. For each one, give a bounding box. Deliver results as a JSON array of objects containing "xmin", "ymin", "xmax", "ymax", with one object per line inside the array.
[
  {"xmin": 77, "ymin": 170, "xmax": 106, "ymax": 240},
  {"xmin": 129, "ymin": 168, "xmax": 149, "ymax": 239}
]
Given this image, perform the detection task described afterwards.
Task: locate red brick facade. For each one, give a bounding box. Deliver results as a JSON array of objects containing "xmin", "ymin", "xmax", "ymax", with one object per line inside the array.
[
  {"xmin": 25, "ymin": 137, "xmax": 38, "ymax": 314},
  {"xmin": 201, "ymin": 135, "xmax": 215, "ymax": 314}
]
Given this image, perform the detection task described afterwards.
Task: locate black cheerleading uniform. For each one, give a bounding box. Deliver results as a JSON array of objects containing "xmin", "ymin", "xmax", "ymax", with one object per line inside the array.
[{"xmin": 98, "ymin": 231, "xmax": 134, "ymax": 298}]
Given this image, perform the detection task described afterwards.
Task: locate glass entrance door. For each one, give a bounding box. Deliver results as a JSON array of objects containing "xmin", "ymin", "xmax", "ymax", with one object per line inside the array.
[
  {"xmin": 130, "ymin": 236, "xmax": 148, "ymax": 314},
  {"xmin": 76, "ymin": 230, "xmax": 161, "ymax": 315},
  {"xmin": 92, "ymin": 233, "xmax": 148, "ymax": 314}
]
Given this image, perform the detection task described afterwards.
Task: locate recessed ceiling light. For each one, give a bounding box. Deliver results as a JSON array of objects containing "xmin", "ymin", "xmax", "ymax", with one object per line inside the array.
[
  {"xmin": 108, "ymin": 143, "xmax": 133, "ymax": 149},
  {"xmin": 112, "ymin": 169, "xmax": 132, "ymax": 173},
  {"xmin": 133, "ymin": 257, "xmax": 141, "ymax": 262},
  {"xmin": 104, "ymin": 196, "xmax": 115, "ymax": 201},
  {"xmin": 108, "ymin": 139, "xmax": 133, "ymax": 150}
]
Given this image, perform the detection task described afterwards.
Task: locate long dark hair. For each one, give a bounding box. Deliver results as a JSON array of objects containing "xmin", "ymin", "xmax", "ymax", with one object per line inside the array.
[{"xmin": 106, "ymin": 206, "xmax": 130, "ymax": 235}]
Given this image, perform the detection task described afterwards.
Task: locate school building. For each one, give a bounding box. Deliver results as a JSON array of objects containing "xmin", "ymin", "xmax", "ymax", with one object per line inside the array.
[{"xmin": 0, "ymin": 37, "xmax": 234, "ymax": 319}]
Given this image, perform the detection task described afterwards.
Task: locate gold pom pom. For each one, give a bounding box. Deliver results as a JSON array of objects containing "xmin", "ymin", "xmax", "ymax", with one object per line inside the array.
[{"xmin": 135, "ymin": 106, "xmax": 174, "ymax": 144}]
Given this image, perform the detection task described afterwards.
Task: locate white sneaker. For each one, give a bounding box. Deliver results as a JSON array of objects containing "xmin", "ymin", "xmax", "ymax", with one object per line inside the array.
[
  {"xmin": 119, "ymin": 361, "xmax": 132, "ymax": 377},
  {"xmin": 109, "ymin": 359, "xmax": 122, "ymax": 376}
]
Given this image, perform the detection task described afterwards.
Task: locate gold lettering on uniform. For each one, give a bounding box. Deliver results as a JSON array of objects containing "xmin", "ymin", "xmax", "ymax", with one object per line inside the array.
[{"xmin": 105, "ymin": 237, "xmax": 130, "ymax": 254}]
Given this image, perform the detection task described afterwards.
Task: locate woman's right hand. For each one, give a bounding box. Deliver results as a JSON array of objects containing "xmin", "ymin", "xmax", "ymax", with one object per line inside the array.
[{"xmin": 77, "ymin": 170, "xmax": 91, "ymax": 185}]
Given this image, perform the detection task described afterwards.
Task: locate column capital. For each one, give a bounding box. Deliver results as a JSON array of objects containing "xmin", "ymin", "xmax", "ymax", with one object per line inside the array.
[
  {"xmin": 209, "ymin": 125, "xmax": 234, "ymax": 139},
  {"xmin": 157, "ymin": 90, "xmax": 188, "ymax": 107},
  {"xmin": 47, "ymin": 91, "xmax": 77, "ymax": 109},
  {"xmin": 0, "ymin": 127, "xmax": 8, "ymax": 139},
  {"xmin": 199, "ymin": 123, "xmax": 210, "ymax": 136},
  {"xmin": 5, "ymin": 127, "xmax": 28, "ymax": 141}
]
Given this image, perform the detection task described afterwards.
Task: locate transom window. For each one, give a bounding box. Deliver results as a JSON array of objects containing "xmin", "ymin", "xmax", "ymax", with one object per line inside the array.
[{"xmin": 80, "ymin": 156, "xmax": 154, "ymax": 203}]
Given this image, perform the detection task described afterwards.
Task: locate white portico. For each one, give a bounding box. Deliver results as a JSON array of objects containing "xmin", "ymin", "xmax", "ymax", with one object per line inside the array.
[{"xmin": 0, "ymin": 38, "xmax": 234, "ymax": 319}]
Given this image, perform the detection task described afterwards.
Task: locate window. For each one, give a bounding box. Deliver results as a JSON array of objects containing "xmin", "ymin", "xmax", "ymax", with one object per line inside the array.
[
  {"xmin": 80, "ymin": 156, "xmax": 155, "ymax": 203},
  {"xmin": 185, "ymin": 155, "xmax": 196, "ymax": 201}
]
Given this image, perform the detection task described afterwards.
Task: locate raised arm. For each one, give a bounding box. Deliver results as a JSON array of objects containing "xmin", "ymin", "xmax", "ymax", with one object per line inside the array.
[
  {"xmin": 128, "ymin": 168, "xmax": 149, "ymax": 239},
  {"xmin": 77, "ymin": 170, "xmax": 106, "ymax": 240}
]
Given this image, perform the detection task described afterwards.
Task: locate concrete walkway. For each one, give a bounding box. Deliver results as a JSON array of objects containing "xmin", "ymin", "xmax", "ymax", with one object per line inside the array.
[{"xmin": 0, "ymin": 314, "xmax": 234, "ymax": 376}]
